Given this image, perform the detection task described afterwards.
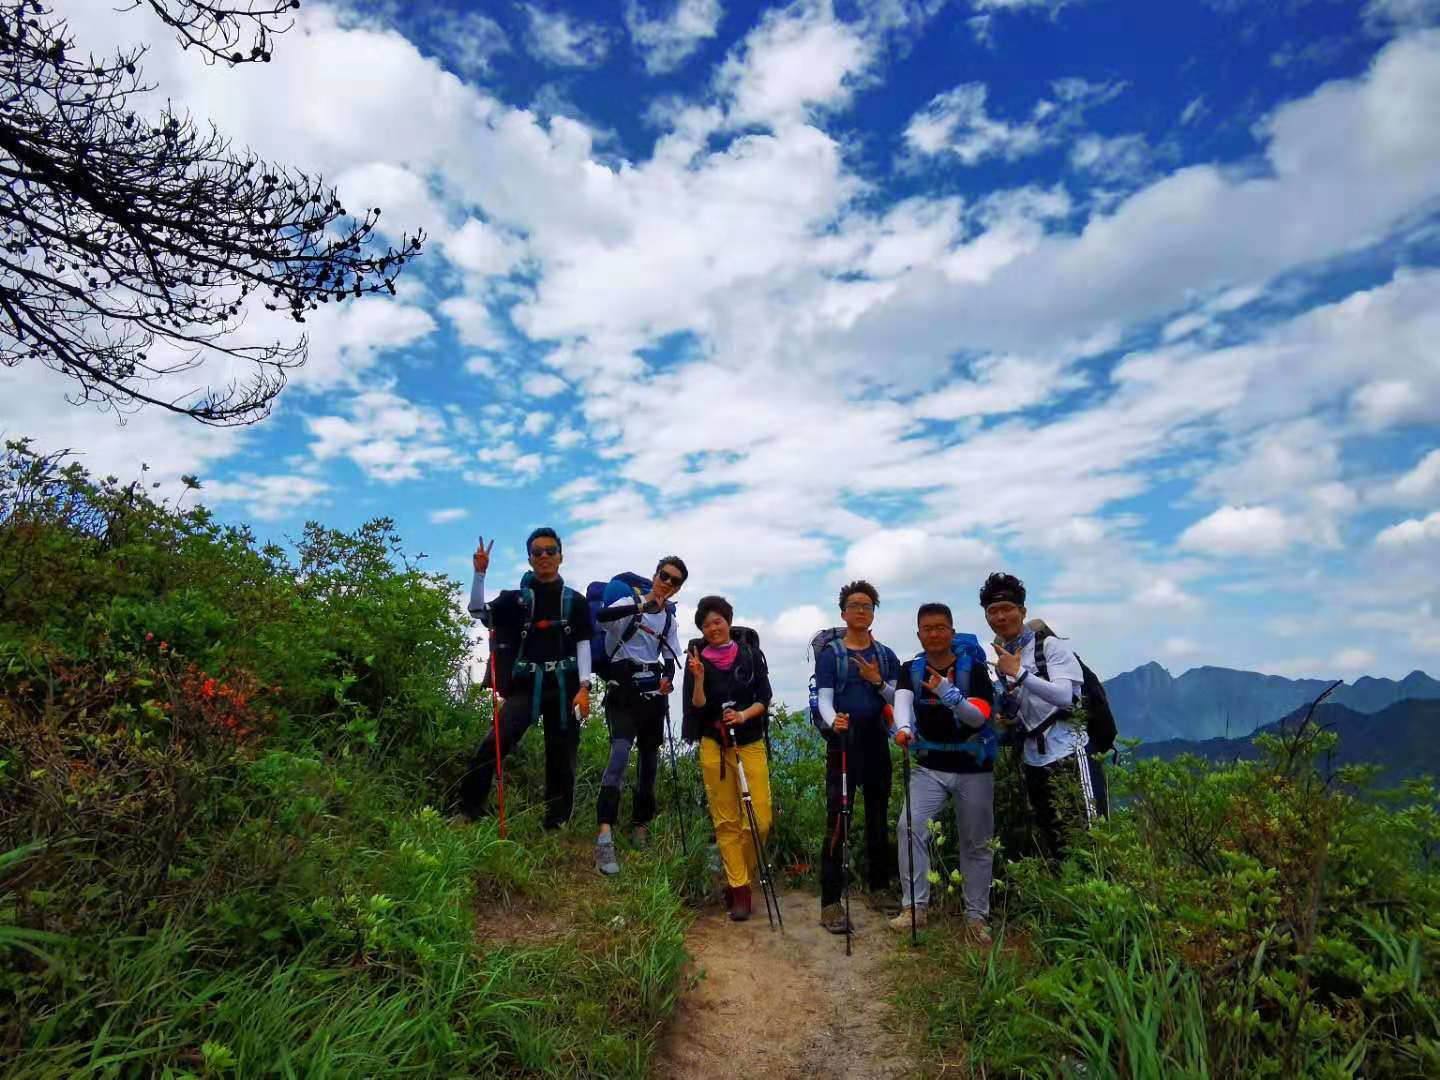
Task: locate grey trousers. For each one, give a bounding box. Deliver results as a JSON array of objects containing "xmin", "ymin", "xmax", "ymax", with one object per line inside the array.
[{"xmin": 897, "ymin": 766, "xmax": 994, "ymax": 919}]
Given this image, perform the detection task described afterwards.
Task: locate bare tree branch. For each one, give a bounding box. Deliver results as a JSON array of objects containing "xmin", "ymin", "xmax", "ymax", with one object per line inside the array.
[{"xmin": 0, "ymin": 1, "xmax": 425, "ymax": 424}]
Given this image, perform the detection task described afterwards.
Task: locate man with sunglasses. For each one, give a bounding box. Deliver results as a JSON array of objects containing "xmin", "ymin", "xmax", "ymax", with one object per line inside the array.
[
  {"xmin": 592, "ymin": 556, "xmax": 688, "ymax": 876},
  {"xmin": 461, "ymin": 527, "xmax": 595, "ymax": 829}
]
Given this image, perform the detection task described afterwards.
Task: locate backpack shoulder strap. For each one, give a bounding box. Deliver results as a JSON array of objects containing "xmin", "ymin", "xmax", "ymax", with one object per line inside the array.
[
  {"xmin": 1032, "ymin": 627, "xmax": 1051, "ymax": 682},
  {"xmin": 829, "ymin": 637, "xmax": 850, "ymax": 692}
]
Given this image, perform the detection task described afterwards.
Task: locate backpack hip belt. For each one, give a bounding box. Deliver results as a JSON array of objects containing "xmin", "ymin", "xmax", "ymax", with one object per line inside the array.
[{"xmin": 512, "ymin": 657, "xmax": 579, "ymax": 728}]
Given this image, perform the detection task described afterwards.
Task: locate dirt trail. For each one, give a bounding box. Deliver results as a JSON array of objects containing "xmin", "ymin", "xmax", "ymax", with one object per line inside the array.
[{"xmin": 652, "ymin": 889, "xmax": 913, "ymax": 1080}]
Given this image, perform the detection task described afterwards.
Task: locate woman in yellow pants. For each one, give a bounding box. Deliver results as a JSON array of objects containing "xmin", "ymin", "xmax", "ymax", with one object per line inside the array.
[{"xmin": 681, "ymin": 595, "xmax": 774, "ymax": 921}]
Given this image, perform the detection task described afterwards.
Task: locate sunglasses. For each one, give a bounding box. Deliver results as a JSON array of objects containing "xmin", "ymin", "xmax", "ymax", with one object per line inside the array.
[
  {"xmin": 529, "ymin": 546, "xmax": 560, "ymax": 558},
  {"xmin": 656, "ymin": 570, "xmax": 684, "ymax": 587}
]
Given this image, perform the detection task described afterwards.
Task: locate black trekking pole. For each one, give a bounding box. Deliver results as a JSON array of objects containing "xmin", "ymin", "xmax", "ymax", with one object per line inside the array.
[
  {"xmin": 663, "ymin": 697, "xmax": 690, "ymax": 856},
  {"xmin": 726, "ymin": 703, "xmax": 783, "ymax": 932},
  {"xmin": 901, "ymin": 740, "xmax": 917, "ymax": 947},
  {"xmin": 838, "ymin": 729, "xmax": 854, "ymax": 956}
]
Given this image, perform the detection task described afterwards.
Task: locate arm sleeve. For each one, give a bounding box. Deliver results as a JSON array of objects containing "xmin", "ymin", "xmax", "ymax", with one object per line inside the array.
[
  {"xmin": 951, "ymin": 694, "xmax": 988, "ymax": 729},
  {"xmin": 817, "ymin": 687, "xmax": 837, "ymax": 728},
  {"xmin": 1023, "ymin": 639, "xmax": 1080, "ymax": 713},
  {"xmin": 467, "ymin": 572, "xmax": 489, "ymax": 624},
  {"xmin": 893, "ymin": 687, "xmax": 916, "ymax": 735},
  {"xmin": 577, "ymin": 640, "xmax": 592, "ymax": 682}
]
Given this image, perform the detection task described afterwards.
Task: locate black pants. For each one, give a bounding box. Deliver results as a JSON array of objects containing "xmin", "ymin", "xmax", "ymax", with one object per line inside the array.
[
  {"xmin": 597, "ymin": 684, "xmax": 666, "ymax": 827},
  {"xmin": 460, "ymin": 686, "xmax": 580, "ymax": 829},
  {"xmin": 1022, "ymin": 752, "xmax": 1109, "ymax": 860},
  {"xmin": 821, "ymin": 732, "xmax": 893, "ymax": 906}
]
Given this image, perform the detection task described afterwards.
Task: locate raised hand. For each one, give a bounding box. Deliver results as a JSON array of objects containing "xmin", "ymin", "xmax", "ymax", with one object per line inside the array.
[
  {"xmin": 687, "ymin": 645, "xmax": 705, "ymax": 682},
  {"xmin": 923, "ymin": 666, "xmax": 951, "ymax": 694},
  {"xmin": 853, "ymin": 653, "xmax": 882, "ymax": 687},
  {"xmin": 472, "ymin": 534, "xmax": 495, "ymax": 574},
  {"xmin": 995, "ymin": 642, "xmax": 1023, "ymax": 680}
]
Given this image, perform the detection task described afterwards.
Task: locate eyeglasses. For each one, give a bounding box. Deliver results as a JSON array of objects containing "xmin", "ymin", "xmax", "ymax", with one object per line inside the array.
[
  {"xmin": 918, "ymin": 624, "xmax": 954, "ymax": 635},
  {"xmin": 529, "ymin": 546, "xmax": 560, "ymax": 558},
  {"xmin": 844, "ymin": 601, "xmax": 875, "ymax": 611},
  {"xmin": 656, "ymin": 570, "xmax": 684, "ymax": 587}
]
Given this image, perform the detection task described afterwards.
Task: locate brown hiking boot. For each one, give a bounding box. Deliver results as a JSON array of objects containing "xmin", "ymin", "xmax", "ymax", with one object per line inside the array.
[
  {"xmin": 819, "ymin": 902, "xmax": 852, "ymax": 934},
  {"xmin": 865, "ymin": 886, "xmax": 902, "ymax": 914},
  {"xmin": 967, "ymin": 919, "xmax": 992, "ymax": 945},
  {"xmin": 888, "ymin": 906, "xmax": 927, "ymax": 932},
  {"xmin": 728, "ymin": 884, "xmax": 752, "ymax": 921}
]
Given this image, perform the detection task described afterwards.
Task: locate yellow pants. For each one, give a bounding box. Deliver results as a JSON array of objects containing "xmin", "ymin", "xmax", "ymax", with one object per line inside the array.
[{"xmin": 699, "ymin": 738, "xmax": 772, "ymax": 889}]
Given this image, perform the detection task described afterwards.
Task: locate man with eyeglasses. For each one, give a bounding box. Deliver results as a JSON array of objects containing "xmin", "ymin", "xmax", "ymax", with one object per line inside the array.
[
  {"xmin": 813, "ymin": 580, "xmax": 900, "ymax": 933},
  {"xmin": 981, "ymin": 571, "xmax": 1105, "ymax": 858},
  {"xmin": 591, "ymin": 556, "xmax": 688, "ymax": 876},
  {"xmin": 460, "ymin": 527, "xmax": 595, "ymax": 829}
]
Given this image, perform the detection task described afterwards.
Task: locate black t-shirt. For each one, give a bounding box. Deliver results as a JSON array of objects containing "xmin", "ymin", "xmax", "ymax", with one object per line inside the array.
[
  {"xmin": 490, "ymin": 577, "xmax": 594, "ymax": 667},
  {"xmin": 898, "ymin": 657, "xmax": 996, "ymax": 774}
]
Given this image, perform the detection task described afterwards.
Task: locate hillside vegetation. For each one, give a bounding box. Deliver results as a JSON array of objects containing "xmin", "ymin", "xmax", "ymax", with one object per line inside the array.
[{"xmin": 3, "ymin": 438, "xmax": 1439, "ymax": 1078}]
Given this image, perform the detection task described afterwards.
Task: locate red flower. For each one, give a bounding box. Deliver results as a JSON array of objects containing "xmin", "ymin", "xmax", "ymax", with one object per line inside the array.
[{"xmin": 145, "ymin": 631, "xmax": 154, "ymax": 642}]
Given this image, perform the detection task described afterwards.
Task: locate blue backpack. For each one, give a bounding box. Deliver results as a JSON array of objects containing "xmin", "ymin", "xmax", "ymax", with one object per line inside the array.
[
  {"xmin": 907, "ymin": 632, "xmax": 997, "ymax": 765},
  {"xmin": 806, "ymin": 627, "xmax": 899, "ymax": 735},
  {"xmin": 586, "ymin": 572, "xmax": 677, "ymax": 685}
]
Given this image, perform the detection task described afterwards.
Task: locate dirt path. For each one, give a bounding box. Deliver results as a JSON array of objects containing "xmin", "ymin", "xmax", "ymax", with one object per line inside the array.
[{"xmin": 652, "ymin": 889, "xmax": 913, "ymax": 1080}]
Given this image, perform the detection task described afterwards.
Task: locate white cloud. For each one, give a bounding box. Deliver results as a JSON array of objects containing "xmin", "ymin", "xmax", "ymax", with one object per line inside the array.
[
  {"xmin": 445, "ymin": 218, "xmax": 527, "ymax": 277},
  {"xmin": 904, "ymin": 77, "xmax": 1122, "ymax": 166},
  {"xmin": 440, "ymin": 297, "xmax": 508, "ymax": 350},
  {"xmin": 773, "ymin": 604, "xmax": 830, "ymax": 646},
  {"xmin": 521, "ymin": 4, "xmax": 612, "ymax": 68},
  {"xmin": 1070, "ymin": 132, "xmax": 1152, "ymax": 183},
  {"xmin": 1178, "ymin": 505, "xmax": 1305, "ymax": 556},
  {"xmin": 842, "ymin": 528, "xmax": 999, "ymax": 587},
  {"xmin": 1352, "ymin": 378, "xmax": 1428, "ymax": 429},
  {"xmin": 715, "ymin": 0, "xmax": 872, "ymax": 126},
  {"xmin": 1161, "ymin": 636, "xmax": 1201, "ymax": 658},
  {"xmin": 522, "ymin": 373, "xmax": 570, "ymax": 398},
  {"xmin": 1389, "ymin": 448, "xmax": 1440, "ymax": 504},
  {"xmin": 430, "ymin": 9, "xmax": 511, "ymax": 77},
  {"xmin": 626, "ymin": 0, "xmax": 724, "ymax": 74},
  {"xmin": 1179, "ymin": 95, "xmax": 1207, "ymax": 125},
  {"xmin": 1332, "ymin": 647, "xmax": 1379, "ymax": 674},
  {"xmin": 201, "ymin": 473, "xmax": 329, "ymax": 522},
  {"xmin": 1375, "ymin": 511, "xmax": 1440, "ymax": 548},
  {"xmin": 1136, "ymin": 579, "xmax": 1203, "ymax": 612},
  {"xmin": 911, "ymin": 354, "xmax": 1088, "ymax": 420},
  {"xmin": 306, "ymin": 390, "xmax": 463, "ymax": 483},
  {"xmin": 1363, "ymin": 0, "xmax": 1440, "ymax": 33},
  {"xmin": 429, "ymin": 507, "xmax": 469, "ymax": 524}
]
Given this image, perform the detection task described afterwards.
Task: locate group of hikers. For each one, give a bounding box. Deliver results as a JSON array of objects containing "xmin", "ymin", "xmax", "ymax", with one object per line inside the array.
[{"xmin": 461, "ymin": 527, "xmax": 1113, "ymax": 936}]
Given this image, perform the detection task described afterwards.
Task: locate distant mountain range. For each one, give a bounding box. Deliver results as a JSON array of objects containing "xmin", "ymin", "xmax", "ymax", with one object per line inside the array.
[
  {"xmin": 1103, "ymin": 664, "xmax": 1440, "ymax": 743},
  {"xmin": 1132, "ymin": 699, "xmax": 1440, "ymax": 788}
]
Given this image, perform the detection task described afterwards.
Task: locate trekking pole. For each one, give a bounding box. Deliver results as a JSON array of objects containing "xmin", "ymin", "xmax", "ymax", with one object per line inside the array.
[
  {"xmin": 488, "ymin": 631, "xmax": 507, "ymax": 840},
  {"xmin": 726, "ymin": 704, "xmax": 783, "ymax": 932},
  {"xmin": 664, "ymin": 697, "xmax": 690, "ymax": 856},
  {"xmin": 902, "ymin": 741, "xmax": 917, "ymax": 947},
  {"xmin": 838, "ymin": 728, "xmax": 854, "ymax": 956}
]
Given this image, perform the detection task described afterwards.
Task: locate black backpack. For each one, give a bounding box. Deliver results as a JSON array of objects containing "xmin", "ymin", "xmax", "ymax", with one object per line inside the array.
[{"xmin": 1032, "ymin": 627, "xmax": 1117, "ymax": 756}]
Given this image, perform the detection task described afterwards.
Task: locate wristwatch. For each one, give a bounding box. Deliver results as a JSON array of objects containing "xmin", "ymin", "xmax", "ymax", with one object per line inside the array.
[{"xmin": 1014, "ymin": 669, "xmax": 1030, "ymax": 688}]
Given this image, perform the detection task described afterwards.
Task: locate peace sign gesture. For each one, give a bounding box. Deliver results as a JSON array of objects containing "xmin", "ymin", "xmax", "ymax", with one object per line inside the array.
[
  {"xmin": 853, "ymin": 651, "xmax": 883, "ymax": 687},
  {"xmin": 686, "ymin": 644, "xmax": 705, "ymax": 682},
  {"xmin": 922, "ymin": 665, "xmax": 952, "ymax": 695},
  {"xmin": 472, "ymin": 534, "xmax": 495, "ymax": 573},
  {"xmin": 995, "ymin": 641, "xmax": 1023, "ymax": 680}
]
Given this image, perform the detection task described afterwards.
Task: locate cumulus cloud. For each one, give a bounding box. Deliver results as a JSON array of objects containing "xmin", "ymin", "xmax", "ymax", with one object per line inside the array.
[
  {"xmin": 626, "ymin": 0, "xmax": 724, "ymax": 74},
  {"xmin": 1178, "ymin": 505, "xmax": 1305, "ymax": 557},
  {"xmin": 842, "ymin": 528, "xmax": 999, "ymax": 587},
  {"xmin": 428, "ymin": 507, "xmax": 470, "ymax": 524},
  {"xmin": 521, "ymin": 3, "xmax": 612, "ymax": 67},
  {"xmin": 903, "ymin": 78, "xmax": 1122, "ymax": 166},
  {"xmin": 1375, "ymin": 511, "xmax": 1440, "ymax": 548},
  {"xmin": 201, "ymin": 474, "xmax": 329, "ymax": 523}
]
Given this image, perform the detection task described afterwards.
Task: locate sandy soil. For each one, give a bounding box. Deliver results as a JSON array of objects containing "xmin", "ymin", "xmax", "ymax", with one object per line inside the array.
[{"xmin": 652, "ymin": 889, "xmax": 913, "ymax": 1080}]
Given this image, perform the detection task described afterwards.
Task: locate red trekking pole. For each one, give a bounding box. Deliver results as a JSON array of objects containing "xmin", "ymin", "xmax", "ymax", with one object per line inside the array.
[{"xmin": 488, "ymin": 630, "xmax": 507, "ymax": 840}]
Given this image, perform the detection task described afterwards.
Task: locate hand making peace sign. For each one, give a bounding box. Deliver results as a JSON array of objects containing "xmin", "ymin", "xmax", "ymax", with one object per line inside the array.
[
  {"xmin": 472, "ymin": 534, "xmax": 495, "ymax": 574},
  {"xmin": 686, "ymin": 644, "xmax": 705, "ymax": 682},
  {"xmin": 853, "ymin": 652, "xmax": 883, "ymax": 687},
  {"xmin": 995, "ymin": 642, "xmax": 1024, "ymax": 680}
]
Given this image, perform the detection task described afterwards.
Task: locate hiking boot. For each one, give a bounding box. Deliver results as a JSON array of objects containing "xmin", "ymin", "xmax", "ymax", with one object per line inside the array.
[
  {"xmin": 865, "ymin": 886, "xmax": 902, "ymax": 914},
  {"xmin": 728, "ymin": 884, "xmax": 752, "ymax": 921},
  {"xmin": 966, "ymin": 919, "xmax": 992, "ymax": 946},
  {"xmin": 819, "ymin": 902, "xmax": 852, "ymax": 935},
  {"xmin": 888, "ymin": 906, "xmax": 927, "ymax": 932},
  {"xmin": 629, "ymin": 825, "xmax": 650, "ymax": 849},
  {"xmin": 594, "ymin": 836, "xmax": 620, "ymax": 877}
]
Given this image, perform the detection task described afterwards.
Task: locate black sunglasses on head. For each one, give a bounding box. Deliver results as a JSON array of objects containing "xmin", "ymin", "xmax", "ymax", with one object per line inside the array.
[
  {"xmin": 656, "ymin": 570, "xmax": 684, "ymax": 587},
  {"xmin": 530, "ymin": 545, "xmax": 560, "ymax": 557}
]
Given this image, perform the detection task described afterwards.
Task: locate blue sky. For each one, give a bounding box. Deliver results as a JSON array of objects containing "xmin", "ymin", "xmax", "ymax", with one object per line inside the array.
[{"xmin": 8, "ymin": 0, "xmax": 1440, "ymax": 707}]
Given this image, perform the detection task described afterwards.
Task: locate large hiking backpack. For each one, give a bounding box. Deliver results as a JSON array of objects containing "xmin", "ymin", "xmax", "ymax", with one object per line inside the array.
[
  {"xmin": 805, "ymin": 627, "xmax": 899, "ymax": 735},
  {"xmin": 1031, "ymin": 626, "xmax": 1118, "ymax": 756},
  {"xmin": 585, "ymin": 572, "xmax": 677, "ymax": 684},
  {"xmin": 483, "ymin": 572, "xmax": 587, "ymax": 698},
  {"xmin": 906, "ymin": 631, "xmax": 998, "ymax": 765}
]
